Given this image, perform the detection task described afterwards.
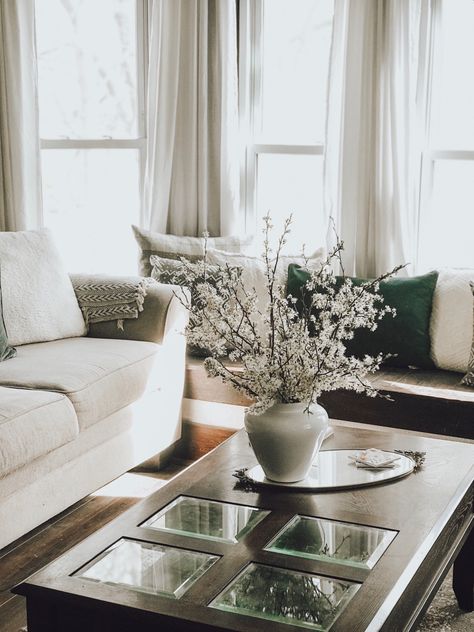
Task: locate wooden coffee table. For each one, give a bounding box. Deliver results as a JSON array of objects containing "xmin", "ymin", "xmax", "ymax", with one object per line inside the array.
[{"xmin": 14, "ymin": 425, "xmax": 474, "ymax": 631}]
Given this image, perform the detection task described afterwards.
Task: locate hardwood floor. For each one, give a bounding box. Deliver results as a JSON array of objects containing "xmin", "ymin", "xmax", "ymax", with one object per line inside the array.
[{"xmin": 0, "ymin": 457, "xmax": 192, "ymax": 632}]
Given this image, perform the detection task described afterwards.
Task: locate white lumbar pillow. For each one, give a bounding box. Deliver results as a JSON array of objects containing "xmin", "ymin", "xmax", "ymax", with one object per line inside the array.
[
  {"xmin": 0, "ymin": 229, "xmax": 87, "ymax": 346},
  {"xmin": 429, "ymin": 269, "xmax": 474, "ymax": 373}
]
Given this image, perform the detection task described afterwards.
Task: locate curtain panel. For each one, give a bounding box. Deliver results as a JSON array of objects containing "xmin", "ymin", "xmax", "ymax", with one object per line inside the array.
[
  {"xmin": 0, "ymin": 0, "xmax": 42, "ymax": 231},
  {"xmin": 142, "ymin": 0, "xmax": 240, "ymax": 237},
  {"xmin": 324, "ymin": 0, "xmax": 433, "ymax": 277}
]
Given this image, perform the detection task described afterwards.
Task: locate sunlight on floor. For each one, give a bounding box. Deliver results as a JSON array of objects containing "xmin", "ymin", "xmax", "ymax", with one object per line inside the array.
[{"xmin": 91, "ymin": 472, "xmax": 167, "ymax": 499}]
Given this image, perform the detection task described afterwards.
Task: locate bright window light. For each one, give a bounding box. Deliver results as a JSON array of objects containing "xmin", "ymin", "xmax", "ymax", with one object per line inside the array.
[
  {"xmin": 256, "ymin": 154, "xmax": 325, "ymax": 254},
  {"xmin": 35, "ymin": 0, "xmax": 143, "ymax": 274},
  {"xmin": 241, "ymin": 0, "xmax": 334, "ymax": 254},
  {"xmin": 417, "ymin": 0, "xmax": 474, "ymax": 271},
  {"xmin": 429, "ymin": 0, "xmax": 474, "ymax": 150},
  {"xmin": 36, "ymin": 0, "xmax": 139, "ymax": 140},
  {"xmin": 260, "ymin": 0, "xmax": 333, "ymax": 145},
  {"xmin": 41, "ymin": 149, "xmax": 140, "ymax": 273}
]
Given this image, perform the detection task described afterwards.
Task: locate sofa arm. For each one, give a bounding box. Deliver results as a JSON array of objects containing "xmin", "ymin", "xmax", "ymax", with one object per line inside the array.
[{"xmin": 87, "ymin": 279, "xmax": 189, "ymax": 345}]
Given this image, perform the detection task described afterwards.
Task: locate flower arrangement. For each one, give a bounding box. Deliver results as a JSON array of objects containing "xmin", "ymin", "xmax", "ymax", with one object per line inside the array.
[{"xmin": 175, "ymin": 216, "xmax": 402, "ymax": 414}]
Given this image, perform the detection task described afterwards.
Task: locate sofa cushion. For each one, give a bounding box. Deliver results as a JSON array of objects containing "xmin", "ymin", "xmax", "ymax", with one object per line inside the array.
[
  {"xmin": 132, "ymin": 225, "xmax": 253, "ymax": 276},
  {"xmin": 0, "ymin": 229, "xmax": 86, "ymax": 345},
  {"xmin": 287, "ymin": 266, "xmax": 439, "ymax": 369},
  {"xmin": 430, "ymin": 269, "xmax": 474, "ymax": 373},
  {"xmin": 0, "ymin": 386, "xmax": 78, "ymax": 477},
  {"xmin": 0, "ymin": 338, "xmax": 160, "ymax": 430}
]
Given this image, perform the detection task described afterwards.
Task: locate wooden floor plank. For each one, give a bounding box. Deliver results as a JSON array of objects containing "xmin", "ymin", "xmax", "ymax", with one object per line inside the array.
[
  {"xmin": 0, "ymin": 595, "xmax": 26, "ymax": 632},
  {"xmin": 0, "ymin": 458, "xmax": 191, "ymax": 630}
]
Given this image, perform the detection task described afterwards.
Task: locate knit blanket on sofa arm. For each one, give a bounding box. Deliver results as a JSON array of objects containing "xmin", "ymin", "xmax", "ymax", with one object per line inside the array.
[{"xmin": 70, "ymin": 274, "xmax": 150, "ymax": 330}]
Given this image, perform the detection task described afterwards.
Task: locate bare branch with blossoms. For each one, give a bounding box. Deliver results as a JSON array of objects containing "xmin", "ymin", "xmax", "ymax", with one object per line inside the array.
[{"xmin": 170, "ymin": 217, "xmax": 403, "ymax": 414}]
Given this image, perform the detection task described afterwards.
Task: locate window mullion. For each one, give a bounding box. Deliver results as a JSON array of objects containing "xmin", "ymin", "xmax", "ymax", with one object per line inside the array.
[
  {"xmin": 40, "ymin": 139, "xmax": 145, "ymax": 150},
  {"xmin": 254, "ymin": 144, "xmax": 324, "ymax": 156},
  {"xmin": 239, "ymin": 0, "xmax": 264, "ymax": 232}
]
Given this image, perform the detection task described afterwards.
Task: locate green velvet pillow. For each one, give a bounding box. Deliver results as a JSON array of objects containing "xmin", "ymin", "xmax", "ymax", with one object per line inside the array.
[
  {"xmin": 0, "ymin": 276, "xmax": 16, "ymax": 362},
  {"xmin": 287, "ymin": 265, "xmax": 439, "ymax": 369}
]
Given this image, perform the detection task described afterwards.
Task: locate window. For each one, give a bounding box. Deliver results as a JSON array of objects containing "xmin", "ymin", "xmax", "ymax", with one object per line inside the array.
[
  {"xmin": 417, "ymin": 0, "xmax": 474, "ymax": 271},
  {"xmin": 239, "ymin": 0, "xmax": 334, "ymax": 252},
  {"xmin": 35, "ymin": 0, "xmax": 146, "ymax": 273}
]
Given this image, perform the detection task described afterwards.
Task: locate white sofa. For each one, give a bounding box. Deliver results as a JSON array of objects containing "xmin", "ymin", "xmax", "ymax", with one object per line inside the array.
[{"xmin": 0, "ymin": 280, "xmax": 188, "ymax": 550}]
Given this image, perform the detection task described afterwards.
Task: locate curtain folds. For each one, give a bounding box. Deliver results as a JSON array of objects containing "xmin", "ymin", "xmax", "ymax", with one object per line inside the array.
[
  {"xmin": 143, "ymin": 0, "xmax": 240, "ymax": 237},
  {"xmin": 0, "ymin": 0, "xmax": 42, "ymax": 231},
  {"xmin": 324, "ymin": 0, "xmax": 433, "ymax": 277}
]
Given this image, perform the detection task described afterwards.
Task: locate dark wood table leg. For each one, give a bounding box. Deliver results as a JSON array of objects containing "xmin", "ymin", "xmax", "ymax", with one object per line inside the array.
[{"xmin": 453, "ymin": 525, "xmax": 474, "ymax": 611}]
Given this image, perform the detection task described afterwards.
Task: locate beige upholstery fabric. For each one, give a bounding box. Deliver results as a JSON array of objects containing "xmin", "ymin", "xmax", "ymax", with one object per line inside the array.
[
  {"xmin": 87, "ymin": 280, "xmax": 177, "ymax": 344},
  {"xmin": 0, "ymin": 338, "xmax": 160, "ymax": 430},
  {"xmin": 0, "ymin": 386, "xmax": 78, "ymax": 478}
]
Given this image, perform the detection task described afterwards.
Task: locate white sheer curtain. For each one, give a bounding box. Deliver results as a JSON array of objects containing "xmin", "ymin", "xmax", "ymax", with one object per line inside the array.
[
  {"xmin": 324, "ymin": 0, "xmax": 432, "ymax": 277},
  {"xmin": 142, "ymin": 0, "xmax": 240, "ymax": 237},
  {"xmin": 0, "ymin": 0, "xmax": 42, "ymax": 231}
]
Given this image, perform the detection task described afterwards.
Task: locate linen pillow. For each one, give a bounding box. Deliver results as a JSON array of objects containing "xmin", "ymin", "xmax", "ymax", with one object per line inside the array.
[
  {"xmin": 0, "ymin": 229, "xmax": 87, "ymax": 346},
  {"xmin": 287, "ymin": 266, "xmax": 439, "ymax": 369},
  {"xmin": 0, "ymin": 273, "xmax": 16, "ymax": 361},
  {"xmin": 461, "ymin": 282, "xmax": 474, "ymax": 386},
  {"xmin": 430, "ymin": 269, "xmax": 474, "ymax": 373},
  {"xmin": 132, "ymin": 225, "xmax": 253, "ymax": 276}
]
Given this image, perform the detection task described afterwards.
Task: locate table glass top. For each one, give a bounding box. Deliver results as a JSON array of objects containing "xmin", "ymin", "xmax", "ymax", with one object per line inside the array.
[
  {"xmin": 141, "ymin": 496, "xmax": 269, "ymax": 543},
  {"xmin": 265, "ymin": 515, "xmax": 397, "ymax": 569},
  {"xmin": 210, "ymin": 562, "xmax": 360, "ymax": 630},
  {"xmin": 73, "ymin": 538, "xmax": 218, "ymax": 599},
  {"xmin": 247, "ymin": 449, "xmax": 415, "ymax": 490}
]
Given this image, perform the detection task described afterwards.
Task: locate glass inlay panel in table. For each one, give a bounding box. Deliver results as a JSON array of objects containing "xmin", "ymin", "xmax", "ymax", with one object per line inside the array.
[
  {"xmin": 74, "ymin": 538, "xmax": 218, "ymax": 599},
  {"xmin": 266, "ymin": 515, "xmax": 397, "ymax": 569},
  {"xmin": 210, "ymin": 562, "xmax": 360, "ymax": 630},
  {"xmin": 142, "ymin": 496, "xmax": 269, "ymax": 543}
]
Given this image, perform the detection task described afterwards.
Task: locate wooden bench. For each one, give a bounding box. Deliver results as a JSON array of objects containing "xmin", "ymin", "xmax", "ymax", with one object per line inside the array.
[{"xmin": 185, "ymin": 355, "xmax": 474, "ymax": 441}]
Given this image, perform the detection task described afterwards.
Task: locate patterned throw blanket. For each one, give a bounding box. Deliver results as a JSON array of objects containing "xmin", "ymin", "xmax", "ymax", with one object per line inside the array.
[{"xmin": 70, "ymin": 274, "xmax": 150, "ymax": 330}]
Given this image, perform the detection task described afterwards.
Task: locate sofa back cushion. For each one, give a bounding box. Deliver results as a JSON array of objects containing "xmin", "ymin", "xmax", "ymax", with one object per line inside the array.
[
  {"xmin": 0, "ymin": 229, "xmax": 86, "ymax": 346},
  {"xmin": 287, "ymin": 266, "xmax": 439, "ymax": 369}
]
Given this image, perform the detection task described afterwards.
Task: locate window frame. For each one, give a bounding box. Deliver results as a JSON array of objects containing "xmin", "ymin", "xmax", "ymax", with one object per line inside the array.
[
  {"xmin": 238, "ymin": 0, "xmax": 327, "ymax": 236},
  {"xmin": 38, "ymin": 0, "xmax": 149, "ymax": 222},
  {"xmin": 416, "ymin": 0, "xmax": 474, "ymax": 270}
]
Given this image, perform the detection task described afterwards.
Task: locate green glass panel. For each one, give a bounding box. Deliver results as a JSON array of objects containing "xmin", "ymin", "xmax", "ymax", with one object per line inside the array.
[
  {"xmin": 142, "ymin": 496, "xmax": 269, "ymax": 543},
  {"xmin": 266, "ymin": 515, "xmax": 397, "ymax": 569},
  {"xmin": 74, "ymin": 538, "xmax": 218, "ymax": 599},
  {"xmin": 211, "ymin": 563, "xmax": 359, "ymax": 630}
]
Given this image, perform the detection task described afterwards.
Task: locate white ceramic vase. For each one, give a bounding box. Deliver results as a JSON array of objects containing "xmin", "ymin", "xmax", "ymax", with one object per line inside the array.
[{"xmin": 244, "ymin": 402, "xmax": 329, "ymax": 483}]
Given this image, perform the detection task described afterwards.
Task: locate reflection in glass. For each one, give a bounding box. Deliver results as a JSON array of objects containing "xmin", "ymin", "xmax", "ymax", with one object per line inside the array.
[
  {"xmin": 266, "ymin": 516, "xmax": 397, "ymax": 569},
  {"xmin": 142, "ymin": 496, "xmax": 269, "ymax": 543},
  {"xmin": 211, "ymin": 563, "xmax": 359, "ymax": 630},
  {"xmin": 74, "ymin": 538, "xmax": 218, "ymax": 599},
  {"xmin": 247, "ymin": 449, "xmax": 414, "ymax": 490}
]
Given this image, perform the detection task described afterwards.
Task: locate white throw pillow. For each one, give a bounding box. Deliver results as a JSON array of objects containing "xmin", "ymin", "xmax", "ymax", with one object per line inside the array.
[
  {"xmin": 0, "ymin": 229, "xmax": 87, "ymax": 346},
  {"xmin": 206, "ymin": 248, "xmax": 325, "ymax": 316},
  {"xmin": 429, "ymin": 269, "xmax": 474, "ymax": 373},
  {"xmin": 131, "ymin": 225, "xmax": 254, "ymax": 276}
]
